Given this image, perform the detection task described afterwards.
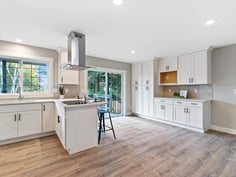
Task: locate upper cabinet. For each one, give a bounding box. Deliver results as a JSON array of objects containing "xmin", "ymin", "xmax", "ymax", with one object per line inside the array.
[
  {"xmin": 159, "ymin": 57, "xmax": 178, "ymax": 72},
  {"xmin": 158, "ymin": 57, "xmax": 178, "ymax": 85},
  {"xmin": 178, "ymin": 50, "xmax": 212, "ymax": 85},
  {"xmin": 141, "ymin": 60, "xmax": 153, "ymax": 86},
  {"xmin": 158, "ymin": 49, "xmax": 212, "ymax": 85},
  {"xmin": 58, "ymin": 50, "xmax": 79, "ymax": 85},
  {"xmin": 132, "ymin": 63, "xmax": 142, "ymax": 86}
]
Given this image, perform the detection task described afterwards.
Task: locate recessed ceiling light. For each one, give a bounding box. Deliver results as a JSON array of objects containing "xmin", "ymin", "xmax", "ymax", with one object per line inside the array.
[
  {"xmin": 131, "ymin": 50, "xmax": 136, "ymax": 54},
  {"xmin": 113, "ymin": 0, "xmax": 123, "ymax": 5},
  {"xmin": 16, "ymin": 38, "xmax": 22, "ymax": 43},
  {"xmin": 205, "ymin": 19, "xmax": 215, "ymax": 26}
]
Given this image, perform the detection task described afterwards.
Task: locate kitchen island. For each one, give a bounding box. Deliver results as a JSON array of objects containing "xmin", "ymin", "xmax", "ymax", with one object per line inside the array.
[{"xmin": 55, "ymin": 99, "xmax": 105, "ymax": 154}]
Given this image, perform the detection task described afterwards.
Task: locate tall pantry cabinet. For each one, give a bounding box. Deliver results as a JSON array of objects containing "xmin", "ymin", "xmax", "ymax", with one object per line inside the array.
[{"xmin": 132, "ymin": 60, "xmax": 154, "ymax": 117}]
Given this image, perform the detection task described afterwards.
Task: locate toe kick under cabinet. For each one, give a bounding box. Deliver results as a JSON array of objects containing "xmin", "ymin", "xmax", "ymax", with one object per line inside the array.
[
  {"xmin": 0, "ymin": 104, "xmax": 42, "ymax": 141},
  {"xmin": 154, "ymin": 98, "xmax": 211, "ymax": 132}
]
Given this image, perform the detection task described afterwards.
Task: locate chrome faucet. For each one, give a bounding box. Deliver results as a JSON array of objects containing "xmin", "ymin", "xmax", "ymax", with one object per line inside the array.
[{"xmin": 18, "ymin": 86, "xmax": 24, "ymax": 100}]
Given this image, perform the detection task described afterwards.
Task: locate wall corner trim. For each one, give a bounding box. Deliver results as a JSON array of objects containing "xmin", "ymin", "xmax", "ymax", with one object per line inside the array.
[{"xmin": 210, "ymin": 125, "xmax": 236, "ymax": 135}]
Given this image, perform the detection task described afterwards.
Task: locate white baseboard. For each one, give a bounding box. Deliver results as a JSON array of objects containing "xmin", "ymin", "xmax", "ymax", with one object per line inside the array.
[{"xmin": 210, "ymin": 125, "xmax": 236, "ymax": 135}]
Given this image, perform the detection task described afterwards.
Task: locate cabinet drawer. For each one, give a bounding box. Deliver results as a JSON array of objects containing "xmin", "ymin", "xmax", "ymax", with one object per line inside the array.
[
  {"xmin": 187, "ymin": 102, "xmax": 202, "ymax": 108},
  {"xmin": 174, "ymin": 100, "xmax": 186, "ymax": 106},
  {"xmin": 0, "ymin": 103, "xmax": 41, "ymax": 113},
  {"xmin": 155, "ymin": 99, "xmax": 172, "ymax": 104}
]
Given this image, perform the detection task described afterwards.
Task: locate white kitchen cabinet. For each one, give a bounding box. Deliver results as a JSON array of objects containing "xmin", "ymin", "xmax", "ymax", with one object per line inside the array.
[
  {"xmin": 174, "ymin": 101, "xmax": 187, "ymax": 125},
  {"xmin": 0, "ymin": 104, "xmax": 42, "ymax": 141},
  {"xmin": 132, "ymin": 85, "xmax": 142, "ymax": 114},
  {"xmin": 0, "ymin": 113, "xmax": 17, "ymax": 141},
  {"xmin": 132, "ymin": 61, "xmax": 154, "ymax": 116},
  {"xmin": 42, "ymin": 103, "xmax": 55, "ymax": 132},
  {"xmin": 142, "ymin": 60, "xmax": 153, "ymax": 85},
  {"xmin": 154, "ymin": 99, "xmax": 173, "ymax": 121},
  {"xmin": 174, "ymin": 100, "xmax": 207, "ymax": 129},
  {"xmin": 132, "ymin": 63, "xmax": 142, "ymax": 86},
  {"xmin": 141, "ymin": 85, "xmax": 153, "ymax": 117},
  {"xmin": 58, "ymin": 50, "xmax": 79, "ymax": 85},
  {"xmin": 18, "ymin": 110, "xmax": 42, "ymax": 137},
  {"xmin": 159, "ymin": 57, "xmax": 178, "ymax": 72},
  {"xmin": 178, "ymin": 50, "xmax": 211, "ymax": 85}
]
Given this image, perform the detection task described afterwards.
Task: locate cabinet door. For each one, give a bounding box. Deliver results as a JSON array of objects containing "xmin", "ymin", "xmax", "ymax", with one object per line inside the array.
[
  {"xmin": 59, "ymin": 50, "xmax": 79, "ymax": 85},
  {"xmin": 141, "ymin": 86, "xmax": 153, "ymax": 116},
  {"xmin": 132, "ymin": 63, "xmax": 142, "ymax": 85},
  {"xmin": 18, "ymin": 110, "xmax": 42, "ymax": 137},
  {"xmin": 192, "ymin": 50, "xmax": 208, "ymax": 84},
  {"xmin": 142, "ymin": 61, "xmax": 153, "ymax": 85},
  {"xmin": 174, "ymin": 105, "xmax": 187, "ymax": 125},
  {"xmin": 178, "ymin": 54, "xmax": 193, "ymax": 84},
  {"xmin": 56, "ymin": 115, "xmax": 66, "ymax": 148},
  {"xmin": 187, "ymin": 107, "xmax": 203, "ymax": 128},
  {"xmin": 159, "ymin": 57, "xmax": 178, "ymax": 72},
  {"xmin": 42, "ymin": 103, "xmax": 55, "ymax": 132},
  {"xmin": 155, "ymin": 103, "xmax": 164, "ymax": 119},
  {"xmin": 132, "ymin": 85, "xmax": 142, "ymax": 114},
  {"xmin": 164, "ymin": 104, "xmax": 173, "ymax": 122},
  {"xmin": 0, "ymin": 113, "xmax": 17, "ymax": 140}
]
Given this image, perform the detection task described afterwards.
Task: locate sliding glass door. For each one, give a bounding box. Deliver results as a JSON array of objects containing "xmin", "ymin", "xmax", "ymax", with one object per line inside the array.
[{"xmin": 87, "ymin": 70, "xmax": 122, "ymax": 117}]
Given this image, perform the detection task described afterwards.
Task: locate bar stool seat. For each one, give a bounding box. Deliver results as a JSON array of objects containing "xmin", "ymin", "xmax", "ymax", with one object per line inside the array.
[{"xmin": 97, "ymin": 107, "xmax": 116, "ymax": 144}]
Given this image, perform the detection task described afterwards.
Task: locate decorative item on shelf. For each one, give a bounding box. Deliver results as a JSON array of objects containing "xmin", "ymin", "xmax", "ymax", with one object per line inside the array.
[
  {"xmin": 180, "ymin": 90, "xmax": 188, "ymax": 98},
  {"xmin": 173, "ymin": 91, "xmax": 185, "ymax": 98},
  {"xmin": 59, "ymin": 85, "xmax": 65, "ymax": 99}
]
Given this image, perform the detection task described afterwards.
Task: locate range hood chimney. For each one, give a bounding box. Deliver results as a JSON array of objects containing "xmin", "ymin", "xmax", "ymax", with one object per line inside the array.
[{"xmin": 63, "ymin": 31, "xmax": 89, "ymax": 70}]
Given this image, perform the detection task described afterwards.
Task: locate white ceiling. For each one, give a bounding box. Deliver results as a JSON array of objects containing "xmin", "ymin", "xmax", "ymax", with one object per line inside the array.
[{"xmin": 1, "ymin": 0, "xmax": 236, "ymax": 63}]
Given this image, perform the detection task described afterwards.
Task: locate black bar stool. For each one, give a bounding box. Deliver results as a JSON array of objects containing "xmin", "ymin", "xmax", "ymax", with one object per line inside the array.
[{"xmin": 97, "ymin": 107, "xmax": 116, "ymax": 144}]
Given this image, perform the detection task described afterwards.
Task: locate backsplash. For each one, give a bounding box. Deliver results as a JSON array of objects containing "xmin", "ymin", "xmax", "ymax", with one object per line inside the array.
[
  {"xmin": 59, "ymin": 85, "xmax": 80, "ymax": 98},
  {"xmin": 159, "ymin": 85, "xmax": 212, "ymax": 100}
]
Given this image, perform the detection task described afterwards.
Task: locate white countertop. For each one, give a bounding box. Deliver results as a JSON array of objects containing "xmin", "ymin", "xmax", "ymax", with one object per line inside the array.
[{"xmin": 154, "ymin": 96, "xmax": 212, "ymax": 102}]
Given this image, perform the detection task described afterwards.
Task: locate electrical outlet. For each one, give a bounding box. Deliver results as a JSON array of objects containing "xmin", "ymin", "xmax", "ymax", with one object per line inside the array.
[
  {"xmin": 194, "ymin": 89, "xmax": 198, "ymax": 93},
  {"xmin": 65, "ymin": 89, "xmax": 69, "ymax": 93},
  {"xmin": 168, "ymin": 89, "xmax": 171, "ymax": 93}
]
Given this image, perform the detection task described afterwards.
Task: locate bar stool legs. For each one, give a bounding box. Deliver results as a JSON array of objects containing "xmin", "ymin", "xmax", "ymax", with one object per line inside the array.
[{"xmin": 98, "ymin": 111, "xmax": 116, "ymax": 144}]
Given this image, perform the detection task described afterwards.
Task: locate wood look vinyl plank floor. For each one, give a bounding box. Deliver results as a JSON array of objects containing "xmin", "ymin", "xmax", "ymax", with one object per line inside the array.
[{"xmin": 0, "ymin": 116, "xmax": 236, "ymax": 177}]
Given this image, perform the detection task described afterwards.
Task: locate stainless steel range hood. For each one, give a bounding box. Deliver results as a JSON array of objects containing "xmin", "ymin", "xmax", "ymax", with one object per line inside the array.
[{"xmin": 63, "ymin": 31, "xmax": 89, "ymax": 70}]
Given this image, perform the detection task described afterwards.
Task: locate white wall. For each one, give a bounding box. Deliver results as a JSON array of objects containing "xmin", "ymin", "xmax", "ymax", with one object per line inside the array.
[{"xmin": 212, "ymin": 44, "xmax": 236, "ymax": 131}]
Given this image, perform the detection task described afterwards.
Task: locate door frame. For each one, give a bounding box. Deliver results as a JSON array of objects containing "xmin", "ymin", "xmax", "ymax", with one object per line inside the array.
[{"xmin": 85, "ymin": 67, "xmax": 126, "ymax": 116}]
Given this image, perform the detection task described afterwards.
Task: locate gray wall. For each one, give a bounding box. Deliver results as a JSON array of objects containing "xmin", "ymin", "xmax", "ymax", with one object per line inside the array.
[
  {"xmin": 0, "ymin": 40, "xmax": 58, "ymax": 88},
  {"xmin": 212, "ymin": 45, "xmax": 236, "ymax": 129},
  {"xmin": 0, "ymin": 40, "xmax": 132, "ymax": 115}
]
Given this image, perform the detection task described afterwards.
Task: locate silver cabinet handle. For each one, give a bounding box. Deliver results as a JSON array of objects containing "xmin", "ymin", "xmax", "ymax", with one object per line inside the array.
[
  {"xmin": 176, "ymin": 102, "xmax": 183, "ymax": 104},
  {"xmin": 14, "ymin": 114, "xmax": 17, "ymax": 121},
  {"xmin": 135, "ymin": 81, "xmax": 138, "ymax": 85},
  {"xmin": 43, "ymin": 104, "xmax": 46, "ymax": 111},
  {"xmin": 165, "ymin": 66, "xmax": 170, "ymax": 70},
  {"xmin": 191, "ymin": 78, "xmax": 194, "ymax": 83},
  {"xmin": 135, "ymin": 87, "xmax": 138, "ymax": 91},
  {"xmin": 146, "ymin": 80, "xmax": 149, "ymax": 85},
  {"xmin": 190, "ymin": 103, "xmax": 198, "ymax": 105},
  {"xmin": 146, "ymin": 86, "xmax": 149, "ymax": 91},
  {"xmin": 189, "ymin": 78, "xmax": 191, "ymax": 83},
  {"xmin": 18, "ymin": 114, "xmax": 21, "ymax": 121},
  {"xmin": 61, "ymin": 77, "xmax": 63, "ymax": 83}
]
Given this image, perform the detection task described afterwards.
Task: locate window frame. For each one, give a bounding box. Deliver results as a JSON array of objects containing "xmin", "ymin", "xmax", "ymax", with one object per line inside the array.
[{"xmin": 0, "ymin": 53, "xmax": 54, "ymax": 98}]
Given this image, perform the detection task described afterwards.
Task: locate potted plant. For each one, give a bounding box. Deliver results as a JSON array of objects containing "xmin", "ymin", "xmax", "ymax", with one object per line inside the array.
[{"xmin": 59, "ymin": 85, "xmax": 65, "ymax": 99}]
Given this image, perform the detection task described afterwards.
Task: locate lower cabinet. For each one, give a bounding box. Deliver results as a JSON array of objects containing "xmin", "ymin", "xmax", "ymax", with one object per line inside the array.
[
  {"xmin": 173, "ymin": 100, "xmax": 209, "ymax": 129},
  {"xmin": 153, "ymin": 98, "xmax": 211, "ymax": 132},
  {"xmin": 154, "ymin": 99, "xmax": 173, "ymax": 122},
  {"xmin": 132, "ymin": 85, "xmax": 142, "ymax": 114},
  {"xmin": 0, "ymin": 112, "xmax": 18, "ymax": 140},
  {"xmin": 42, "ymin": 103, "xmax": 55, "ymax": 132},
  {"xmin": 0, "ymin": 103, "xmax": 43, "ymax": 141},
  {"xmin": 18, "ymin": 110, "xmax": 42, "ymax": 137},
  {"xmin": 141, "ymin": 85, "xmax": 153, "ymax": 117}
]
